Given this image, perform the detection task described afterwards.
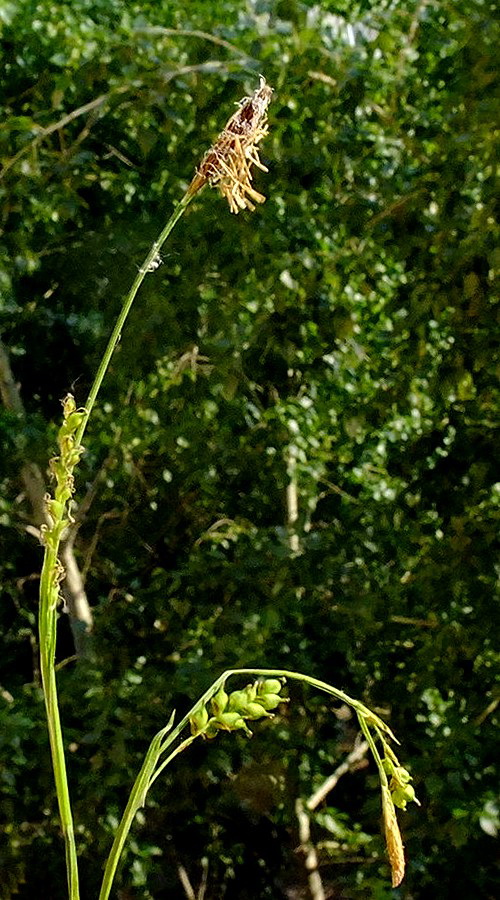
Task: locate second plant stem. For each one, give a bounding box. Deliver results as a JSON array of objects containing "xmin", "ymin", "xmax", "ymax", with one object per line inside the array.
[{"xmin": 98, "ymin": 667, "xmax": 395, "ymax": 900}]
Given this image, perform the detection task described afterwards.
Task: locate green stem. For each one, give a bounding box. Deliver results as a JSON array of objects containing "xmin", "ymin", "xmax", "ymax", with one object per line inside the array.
[
  {"xmin": 75, "ymin": 189, "xmax": 195, "ymax": 449},
  {"xmin": 39, "ymin": 545, "xmax": 80, "ymax": 900},
  {"xmin": 38, "ymin": 191, "xmax": 196, "ymax": 900},
  {"xmin": 148, "ymin": 734, "xmax": 198, "ymax": 789},
  {"xmin": 98, "ymin": 667, "xmax": 396, "ymax": 900},
  {"xmin": 158, "ymin": 667, "xmax": 395, "ymax": 764},
  {"xmin": 357, "ymin": 713, "xmax": 390, "ymax": 788},
  {"xmin": 98, "ymin": 735, "xmax": 199, "ymax": 900}
]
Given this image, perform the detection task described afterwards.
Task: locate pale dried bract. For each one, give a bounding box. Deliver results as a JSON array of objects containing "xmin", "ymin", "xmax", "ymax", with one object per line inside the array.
[
  {"xmin": 188, "ymin": 77, "xmax": 273, "ymax": 213},
  {"xmin": 381, "ymin": 784, "xmax": 406, "ymax": 887}
]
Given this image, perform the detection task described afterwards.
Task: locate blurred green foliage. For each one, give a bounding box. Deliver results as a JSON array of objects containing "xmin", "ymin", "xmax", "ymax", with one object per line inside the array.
[{"xmin": 0, "ymin": 1, "xmax": 498, "ymax": 897}]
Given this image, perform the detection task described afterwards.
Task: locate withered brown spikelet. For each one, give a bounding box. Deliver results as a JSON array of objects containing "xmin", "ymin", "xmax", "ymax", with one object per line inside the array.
[
  {"xmin": 381, "ymin": 784, "xmax": 406, "ymax": 888},
  {"xmin": 187, "ymin": 77, "xmax": 273, "ymax": 213}
]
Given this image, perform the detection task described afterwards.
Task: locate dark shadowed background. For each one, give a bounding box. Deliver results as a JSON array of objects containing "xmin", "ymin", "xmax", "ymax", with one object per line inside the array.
[{"xmin": 0, "ymin": 1, "xmax": 498, "ymax": 897}]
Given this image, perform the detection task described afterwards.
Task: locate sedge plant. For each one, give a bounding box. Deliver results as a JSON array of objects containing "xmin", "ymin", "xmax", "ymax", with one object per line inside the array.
[{"xmin": 37, "ymin": 77, "xmax": 419, "ymax": 899}]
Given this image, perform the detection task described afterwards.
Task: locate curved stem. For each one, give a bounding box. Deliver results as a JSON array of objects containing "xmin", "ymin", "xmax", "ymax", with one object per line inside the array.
[
  {"xmin": 357, "ymin": 713, "xmax": 388, "ymax": 787},
  {"xmin": 99, "ymin": 666, "xmax": 396, "ymax": 900},
  {"xmin": 155, "ymin": 668, "xmax": 396, "ymax": 754}
]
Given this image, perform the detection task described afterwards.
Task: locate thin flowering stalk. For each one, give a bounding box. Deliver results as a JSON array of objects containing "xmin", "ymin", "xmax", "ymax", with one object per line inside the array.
[
  {"xmin": 37, "ymin": 79, "xmax": 273, "ymax": 900},
  {"xmin": 74, "ymin": 191, "xmax": 194, "ymax": 451},
  {"xmin": 98, "ymin": 668, "xmax": 416, "ymax": 900}
]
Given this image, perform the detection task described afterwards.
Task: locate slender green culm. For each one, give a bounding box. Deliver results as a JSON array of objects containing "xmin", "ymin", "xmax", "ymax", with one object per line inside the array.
[
  {"xmin": 74, "ymin": 191, "xmax": 194, "ymax": 451},
  {"xmin": 98, "ymin": 668, "xmax": 419, "ymax": 899}
]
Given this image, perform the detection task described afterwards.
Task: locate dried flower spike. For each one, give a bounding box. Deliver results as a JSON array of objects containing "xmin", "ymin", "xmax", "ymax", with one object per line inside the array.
[
  {"xmin": 187, "ymin": 76, "xmax": 273, "ymax": 213},
  {"xmin": 381, "ymin": 784, "xmax": 406, "ymax": 888}
]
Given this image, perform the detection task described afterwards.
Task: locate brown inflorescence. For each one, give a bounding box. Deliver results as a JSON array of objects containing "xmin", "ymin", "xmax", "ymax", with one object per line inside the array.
[
  {"xmin": 381, "ymin": 784, "xmax": 406, "ymax": 887},
  {"xmin": 187, "ymin": 77, "xmax": 273, "ymax": 213}
]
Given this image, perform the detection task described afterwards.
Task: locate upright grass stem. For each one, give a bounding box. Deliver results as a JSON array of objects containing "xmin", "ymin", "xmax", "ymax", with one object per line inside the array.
[
  {"xmin": 39, "ymin": 543, "xmax": 80, "ymax": 900},
  {"xmin": 38, "ymin": 190, "xmax": 196, "ymax": 900}
]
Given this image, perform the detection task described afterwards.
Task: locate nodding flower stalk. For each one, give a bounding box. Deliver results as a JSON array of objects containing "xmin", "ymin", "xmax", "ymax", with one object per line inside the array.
[
  {"xmin": 37, "ymin": 79, "xmax": 273, "ymax": 900},
  {"xmin": 98, "ymin": 669, "xmax": 419, "ymax": 900}
]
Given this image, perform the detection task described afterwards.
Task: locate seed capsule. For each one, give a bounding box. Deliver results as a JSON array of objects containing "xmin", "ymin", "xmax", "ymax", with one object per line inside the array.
[
  {"xmin": 211, "ymin": 685, "xmax": 229, "ymax": 716},
  {"xmin": 228, "ymin": 689, "xmax": 252, "ymax": 713},
  {"xmin": 241, "ymin": 702, "xmax": 273, "ymax": 720},
  {"xmin": 212, "ymin": 712, "xmax": 252, "ymax": 736},
  {"xmin": 257, "ymin": 693, "xmax": 283, "ymax": 711},
  {"xmin": 259, "ymin": 679, "xmax": 283, "ymax": 695},
  {"xmin": 190, "ymin": 705, "xmax": 209, "ymax": 736}
]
